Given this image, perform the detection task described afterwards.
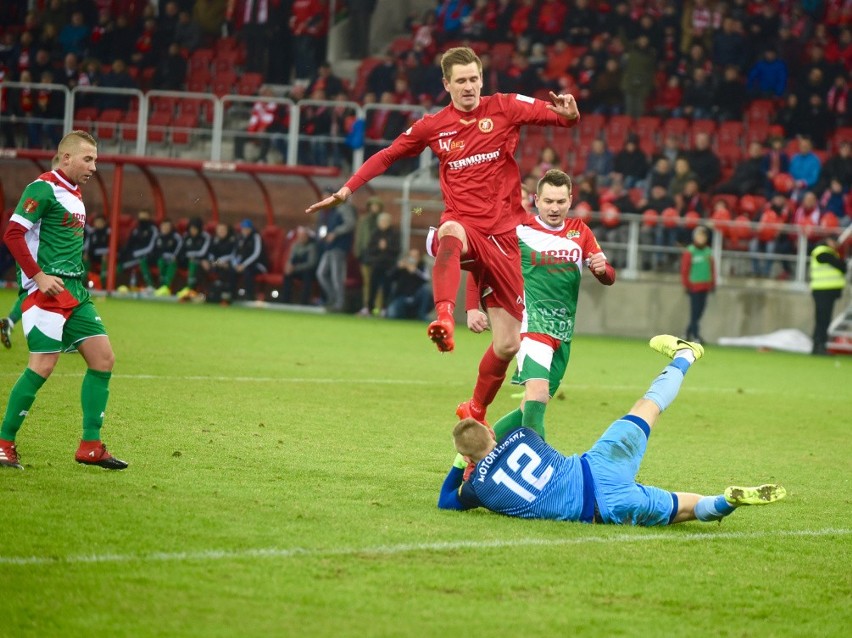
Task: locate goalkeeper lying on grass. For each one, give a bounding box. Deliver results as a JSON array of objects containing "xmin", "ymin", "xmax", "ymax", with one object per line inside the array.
[{"xmin": 438, "ymin": 335, "xmax": 786, "ymax": 526}]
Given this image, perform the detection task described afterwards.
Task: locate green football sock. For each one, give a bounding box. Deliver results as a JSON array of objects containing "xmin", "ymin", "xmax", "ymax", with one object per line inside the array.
[
  {"xmin": 521, "ymin": 400, "xmax": 547, "ymax": 439},
  {"xmin": 187, "ymin": 261, "xmax": 199, "ymax": 288},
  {"xmin": 9, "ymin": 295, "xmax": 24, "ymax": 323},
  {"xmin": 492, "ymin": 408, "xmax": 523, "ymax": 441},
  {"xmin": 0, "ymin": 368, "xmax": 47, "ymax": 441},
  {"xmin": 81, "ymin": 369, "xmax": 111, "ymax": 441},
  {"xmin": 139, "ymin": 261, "xmax": 154, "ymax": 287},
  {"xmin": 158, "ymin": 259, "xmax": 178, "ymax": 287}
]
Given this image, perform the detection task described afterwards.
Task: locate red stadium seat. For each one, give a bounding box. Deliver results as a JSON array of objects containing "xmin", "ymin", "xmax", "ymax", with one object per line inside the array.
[
  {"xmin": 717, "ymin": 121, "xmax": 744, "ymax": 147},
  {"xmin": 642, "ymin": 209, "xmax": 659, "ymax": 227},
  {"xmin": 661, "ymin": 118, "xmax": 689, "ymax": 144},
  {"xmin": 684, "ymin": 210, "xmax": 701, "ymax": 230},
  {"xmin": 756, "ymin": 209, "xmax": 781, "ymax": 242},
  {"xmin": 661, "ymin": 207, "xmax": 679, "ymax": 228},
  {"xmin": 171, "ymin": 112, "xmax": 197, "ymax": 148},
  {"xmin": 237, "ymin": 72, "xmax": 264, "ymax": 96},
  {"xmin": 96, "ymin": 109, "xmax": 124, "ymax": 141},
  {"xmin": 712, "ymin": 194, "xmax": 739, "ymax": 214},
  {"xmin": 147, "ymin": 111, "xmax": 172, "ymax": 144},
  {"xmin": 600, "ymin": 202, "xmax": 621, "ymax": 228},
  {"xmin": 605, "ymin": 115, "xmax": 633, "ymax": 149},
  {"xmin": 689, "ymin": 119, "xmax": 717, "ymax": 146},
  {"xmin": 710, "ymin": 207, "xmax": 733, "ymax": 238},
  {"xmin": 745, "ymin": 99, "xmax": 775, "ymax": 124},
  {"xmin": 573, "ymin": 201, "xmax": 592, "ymax": 223}
]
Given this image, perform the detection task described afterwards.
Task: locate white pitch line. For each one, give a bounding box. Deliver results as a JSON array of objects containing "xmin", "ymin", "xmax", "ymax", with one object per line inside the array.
[
  {"xmin": 1, "ymin": 528, "xmax": 847, "ymax": 567},
  {"xmin": 0, "ymin": 373, "xmax": 827, "ymax": 396}
]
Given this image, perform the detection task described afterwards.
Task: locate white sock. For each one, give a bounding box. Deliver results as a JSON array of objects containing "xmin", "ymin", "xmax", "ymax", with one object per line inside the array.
[{"xmin": 676, "ymin": 349, "xmax": 696, "ymax": 364}]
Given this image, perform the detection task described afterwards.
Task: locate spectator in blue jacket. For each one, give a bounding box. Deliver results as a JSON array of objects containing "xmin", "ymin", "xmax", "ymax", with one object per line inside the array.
[
  {"xmin": 789, "ymin": 136, "xmax": 822, "ymax": 191},
  {"xmin": 746, "ymin": 48, "xmax": 787, "ymax": 98}
]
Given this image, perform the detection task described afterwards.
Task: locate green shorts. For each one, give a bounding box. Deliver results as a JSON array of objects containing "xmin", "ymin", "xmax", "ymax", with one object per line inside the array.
[
  {"xmin": 21, "ymin": 279, "xmax": 107, "ymax": 353},
  {"xmin": 511, "ymin": 337, "xmax": 572, "ymax": 398}
]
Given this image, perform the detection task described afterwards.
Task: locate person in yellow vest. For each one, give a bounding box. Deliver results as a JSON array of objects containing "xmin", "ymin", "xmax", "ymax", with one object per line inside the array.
[
  {"xmin": 809, "ymin": 237, "xmax": 847, "ymax": 355},
  {"xmin": 680, "ymin": 226, "xmax": 715, "ymax": 344}
]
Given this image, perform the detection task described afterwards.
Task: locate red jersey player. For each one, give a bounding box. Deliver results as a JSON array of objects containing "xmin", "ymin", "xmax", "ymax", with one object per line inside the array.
[{"xmin": 306, "ymin": 47, "xmax": 580, "ymax": 425}]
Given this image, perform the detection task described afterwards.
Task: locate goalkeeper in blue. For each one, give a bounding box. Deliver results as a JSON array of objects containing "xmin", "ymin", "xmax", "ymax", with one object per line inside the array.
[{"xmin": 438, "ymin": 335, "xmax": 786, "ymax": 525}]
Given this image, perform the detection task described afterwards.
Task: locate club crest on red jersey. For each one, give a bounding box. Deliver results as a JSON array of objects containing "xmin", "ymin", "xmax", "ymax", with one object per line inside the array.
[
  {"xmin": 23, "ymin": 198, "xmax": 39, "ymax": 214},
  {"xmin": 478, "ymin": 118, "xmax": 494, "ymax": 133}
]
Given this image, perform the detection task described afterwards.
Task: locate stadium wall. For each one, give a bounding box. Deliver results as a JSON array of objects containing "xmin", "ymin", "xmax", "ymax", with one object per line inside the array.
[{"xmin": 569, "ymin": 273, "xmax": 849, "ymax": 343}]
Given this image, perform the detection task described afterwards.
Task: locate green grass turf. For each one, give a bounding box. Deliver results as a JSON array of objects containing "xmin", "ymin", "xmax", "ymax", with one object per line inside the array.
[{"xmin": 0, "ymin": 290, "xmax": 849, "ymax": 637}]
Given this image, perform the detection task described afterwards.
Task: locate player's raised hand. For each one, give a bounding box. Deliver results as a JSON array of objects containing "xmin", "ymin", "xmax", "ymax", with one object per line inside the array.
[
  {"xmin": 587, "ymin": 252, "xmax": 608, "ymax": 275},
  {"xmin": 547, "ymin": 92, "xmax": 580, "ymax": 120},
  {"xmin": 305, "ymin": 187, "xmax": 351, "ymax": 214}
]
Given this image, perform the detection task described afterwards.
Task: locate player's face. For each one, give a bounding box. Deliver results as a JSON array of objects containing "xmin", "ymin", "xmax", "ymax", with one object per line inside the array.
[
  {"xmin": 63, "ymin": 142, "xmax": 98, "ymax": 185},
  {"xmin": 535, "ymin": 183, "xmax": 572, "ymax": 228},
  {"xmin": 443, "ymin": 62, "xmax": 482, "ymax": 112}
]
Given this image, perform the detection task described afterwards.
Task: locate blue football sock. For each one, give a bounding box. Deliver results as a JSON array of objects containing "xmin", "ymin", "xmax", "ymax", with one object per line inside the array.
[
  {"xmin": 643, "ymin": 363, "xmax": 687, "ymax": 412},
  {"xmin": 695, "ymin": 495, "xmax": 737, "ymax": 522}
]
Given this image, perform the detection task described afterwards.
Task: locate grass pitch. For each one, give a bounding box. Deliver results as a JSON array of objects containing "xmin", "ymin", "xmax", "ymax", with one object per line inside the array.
[{"xmin": 0, "ymin": 290, "xmax": 849, "ymax": 637}]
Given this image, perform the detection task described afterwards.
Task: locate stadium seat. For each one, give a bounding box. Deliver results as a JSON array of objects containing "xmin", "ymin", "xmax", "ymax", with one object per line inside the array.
[
  {"xmin": 684, "ymin": 210, "xmax": 701, "ymax": 229},
  {"xmin": 642, "ymin": 209, "xmax": 659, "ymax": 227},
  {"xmin": 717, "ymin": 121, "xmax": 744, "ymax": 147},
  {"xmin": 712, "ymin": 194, "xmax": 739, "ymax": 214},
  {"xmin": 661, "ymin": 118, "xmax": 689, "ymax": 144},
  {"xmin": 211, "ymin": 70, "xmax": 238, "ymax": 97},
  {"xmin": 214, "ymin": 51, "xmax": 241, "ymax": 75},
  {"xmin": 577, "ymin": 113, "xmax": 605, "ymax": 143},
  {"xmin": 352, "ymin": 57, "xmax": 383, "ymax": 99},
  {"xmin": 491, "ymin": 42, "xmax": 515, "ymax": 71},
  {"xmin": 237, "ymin": 72, "xmax": 263, "ymax": 96},
  {"xmin": 717, "ymin": 143, "xmax": 742, "ymax": 168},
  {"xmin": 605, "ymin": 115, "xmax": 633, "ymax": 149},
  {"xmin": 121, "ymin": 111, "xmax": 141, "ymax": 144},
  {"xmin": 832, "ymin": 127, "xmax": 852, "ymax": 148},
  {"xmin": 147, "ymin": 111, "xmax": 172, "ymax": 144},
  {"xmin": 387, "ymin": 35, "xmax": 413, "ymax": 56},
  {"xmin": 150, "ymin": 96, "xmax": 178, "ymax": 115},
  {"xmin": 96, "ymin": 109, "xmax": 124, "ymax": 142},
  {"xmin": 689, "ymin": 119, "xmax": 717, "ymax": 146},
  {"xmin": 170, "ymin": 112, "xmax": 197, "ymax": 149},
  {"xmin": 73, "ymin": 106, "xmax": 99, "ymax": 129},
  {"xmin": 189, "ymin": 48, "xmax": 214, "ymax": 73},
  {"xmin": 745, "ymin": 99, "xmax": 776, "ymax": 125}
]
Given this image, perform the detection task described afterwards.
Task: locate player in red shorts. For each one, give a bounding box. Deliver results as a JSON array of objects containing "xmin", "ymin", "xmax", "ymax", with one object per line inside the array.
[{"xmin": 306, "ymin": 46, "xmax": 580, "ymax": 424}]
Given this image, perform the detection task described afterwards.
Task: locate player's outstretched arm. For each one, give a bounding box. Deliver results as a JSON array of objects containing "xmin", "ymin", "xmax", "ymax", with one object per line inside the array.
[
  {"xmin": 305, "ymin": 186, "xmax": 352, "ymax": 215},
  {"xmin": 437, "ymin": 465, "xmax": 467, "ymax": 510}
]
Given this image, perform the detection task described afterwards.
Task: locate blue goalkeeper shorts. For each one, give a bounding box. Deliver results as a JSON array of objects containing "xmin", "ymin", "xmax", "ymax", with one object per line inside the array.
[{"xmin": 583, "ymin": 416, "xmax": 677, "ymax": 527}]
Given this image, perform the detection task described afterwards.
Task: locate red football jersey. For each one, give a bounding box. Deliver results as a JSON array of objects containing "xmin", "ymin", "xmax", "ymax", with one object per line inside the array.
[{"xmin": 344, "ymin": 93, "xmax": 579, "ymax": 235}]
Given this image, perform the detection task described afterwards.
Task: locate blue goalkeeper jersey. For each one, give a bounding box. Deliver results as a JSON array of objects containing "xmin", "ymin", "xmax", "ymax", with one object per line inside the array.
[{"xmin": 458, "ymin": 428, "xmax": 585, "ymax": 520}]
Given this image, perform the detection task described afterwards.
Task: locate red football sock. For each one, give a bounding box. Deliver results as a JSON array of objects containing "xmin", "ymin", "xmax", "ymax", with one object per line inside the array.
[
  {"xmin": 472, "ymin": 344, "xmax": 511, "ymax": 414},
  {"xmin": 432, "ymin": 235, "xmax": 463, "ymax": 314}
]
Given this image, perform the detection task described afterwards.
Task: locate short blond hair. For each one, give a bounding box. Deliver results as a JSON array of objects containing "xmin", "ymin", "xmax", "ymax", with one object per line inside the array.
[
  {"xmin": 453, "ymin": 418, "xmax": 493, "ymax": 460},
  {"xmin": 58, "ymin": 130, "xmax": 97, "ymax": 155},
  {"xmin": 440, "ymin": 47, "xmax": 482, "ymax": 81}
]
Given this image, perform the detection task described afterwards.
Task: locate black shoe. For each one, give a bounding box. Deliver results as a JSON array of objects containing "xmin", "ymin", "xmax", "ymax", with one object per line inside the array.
[{"xmin": 0, "ymin": 317, "xmax": 11, "ymax": 349}]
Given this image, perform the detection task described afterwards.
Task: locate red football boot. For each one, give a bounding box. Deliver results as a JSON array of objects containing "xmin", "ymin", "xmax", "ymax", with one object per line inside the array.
[
  {"xmin": 0, "ymin": 438, "xmax": 23, "ymax": 470},
  {"xmin": 75, "ymin": 440, "xmax": 128, "ymax": 470},
  {"xmin": 427, "ymin": 316, "xmax": 455, "ymax": 353}
]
